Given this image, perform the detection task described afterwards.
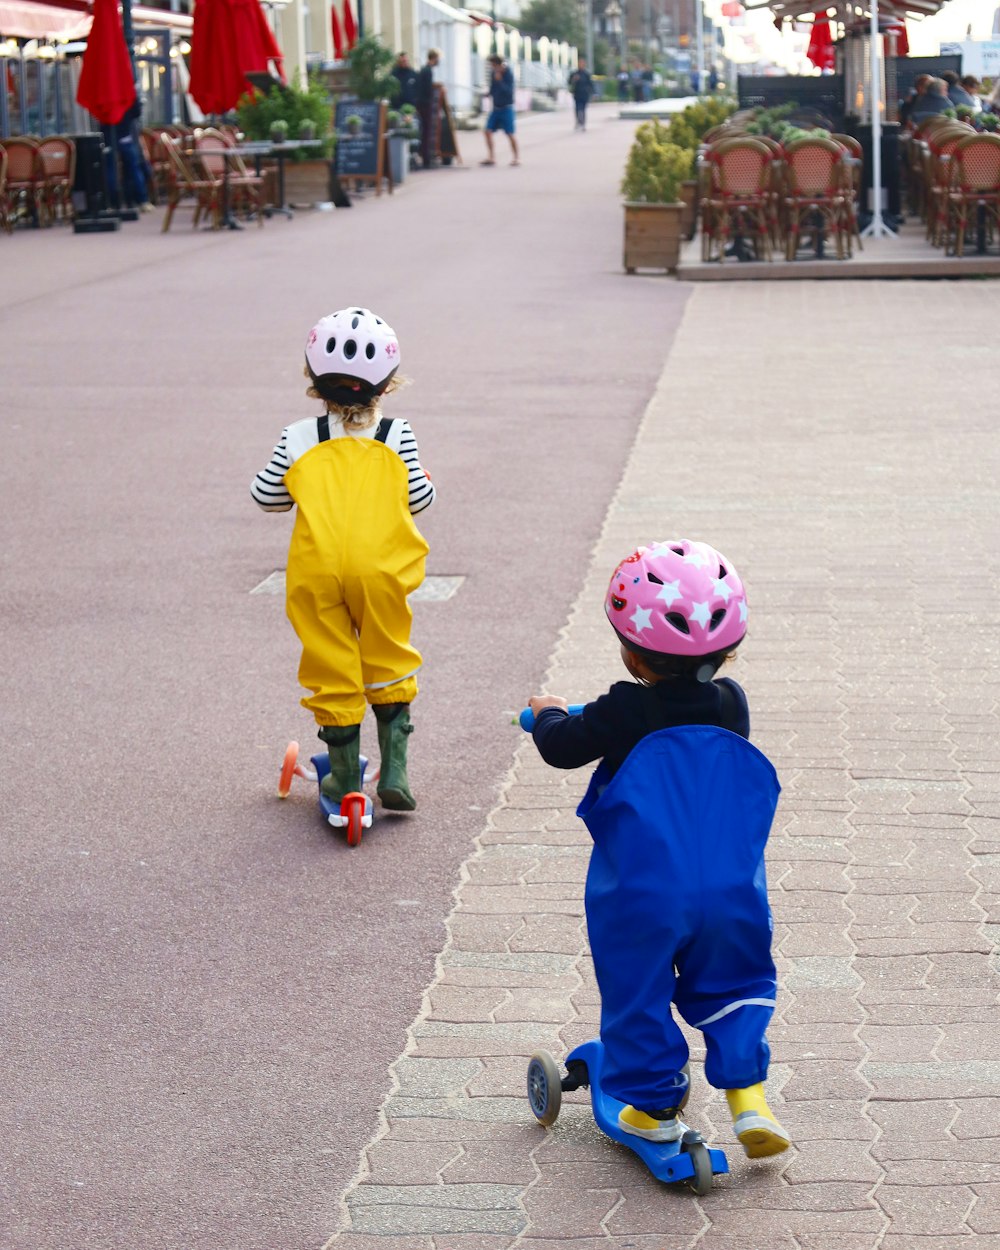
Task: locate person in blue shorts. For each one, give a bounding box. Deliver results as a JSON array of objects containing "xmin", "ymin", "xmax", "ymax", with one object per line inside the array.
[{"xmin": 483, "ymin": 53, "xmax": 520, "ymax": 166}]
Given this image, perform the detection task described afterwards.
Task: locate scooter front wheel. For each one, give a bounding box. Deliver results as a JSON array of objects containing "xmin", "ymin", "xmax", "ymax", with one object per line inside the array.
[
  {"xmin": 682, "ymin": 1132, "xmax": 713, "ymax": 1196},
  {"xmin": 527, "ymin": 1051, "xmax": 562, "ymax": 1126},
  {"xmin": 278, "ymin": 742, "xmax": 299, "ymax": 798},
  {"xmin": 343, "ymin": 794, "xmax": 366, "ymax": 847}
]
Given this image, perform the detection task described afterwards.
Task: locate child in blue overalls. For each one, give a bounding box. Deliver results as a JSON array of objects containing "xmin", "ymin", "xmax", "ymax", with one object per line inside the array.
[{"xmin": 529, "ymin": 539, "xmax": 790, "ymax": 1159}]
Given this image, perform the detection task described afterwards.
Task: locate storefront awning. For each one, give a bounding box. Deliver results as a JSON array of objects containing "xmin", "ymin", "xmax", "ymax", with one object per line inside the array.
[{"xmin": 0, "ymin": 0, "xmax": 192, "ymax": 40}]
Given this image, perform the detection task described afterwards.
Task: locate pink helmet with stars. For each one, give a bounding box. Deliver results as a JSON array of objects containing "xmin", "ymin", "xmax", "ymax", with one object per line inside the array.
[{"xmin": 605, "ymin": 539, "xmax": 748, "ymax": 658}]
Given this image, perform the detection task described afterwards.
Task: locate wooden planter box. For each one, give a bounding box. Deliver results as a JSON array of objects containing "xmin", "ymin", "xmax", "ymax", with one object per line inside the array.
[
  {"xmin": 282, "ymin": 159, "xmax": 333, "ymax": 208},
  {"xmin": 623, "ymin": 202, "xmax": 684, "ymax": 274}
]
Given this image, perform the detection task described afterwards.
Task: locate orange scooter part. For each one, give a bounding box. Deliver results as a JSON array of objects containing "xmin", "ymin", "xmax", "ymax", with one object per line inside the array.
[
  {"xmin": 341, "ymin": 793, "xmax": 366, "ymax": 847},
  {"xmin": 278, "ymin": 741, "xmax": 300, "ymax": 798}
]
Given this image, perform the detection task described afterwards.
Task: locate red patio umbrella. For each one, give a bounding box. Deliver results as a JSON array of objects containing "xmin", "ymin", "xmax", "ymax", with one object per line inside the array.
[
  {"xmin": 75, "ymin": 0, "xmax": 136, "ymax": 125},
  {"xmin": 229, "ymin": 0, "xmax": 285, "ymax": 84},
  {"xmin": 331, "ymin": 3, "xmax": 345, "ymax": 59},
  {"xmin": 189, "ymin": 0, "xmax": 283, "ymax": 115},
  {"xmin": 806, "ymin": 12, "xmax": 835, "ymax": 71},
  {"xmin": 343, "ymin": 0, "xmax": 357, "ymax": 51}
]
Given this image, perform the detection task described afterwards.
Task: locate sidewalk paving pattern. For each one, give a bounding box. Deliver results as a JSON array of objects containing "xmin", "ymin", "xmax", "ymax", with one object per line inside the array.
[{"xmin": 325, "ymin": 281, "xmax": 1000, "ymax": 1249}]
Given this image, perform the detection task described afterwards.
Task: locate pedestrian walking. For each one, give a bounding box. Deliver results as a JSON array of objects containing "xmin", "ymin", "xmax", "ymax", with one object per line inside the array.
[
  {"xmin": 251, "ymin": 308, "xmax": 436, "ymax": 813},
  {"xmin": 415, "ymin": 48, "xmax": 440, "ymax": 168},
  {"xmin": 482, "ymin": 53, "xmax": 520, "ymax": 166},
  {"xmin": 528, "ymin": 540, "xmax": 791, "ymax": 1160},
  {"xmin": 569, "ymin": 56, "xmax": 595, "ymax": 130}
]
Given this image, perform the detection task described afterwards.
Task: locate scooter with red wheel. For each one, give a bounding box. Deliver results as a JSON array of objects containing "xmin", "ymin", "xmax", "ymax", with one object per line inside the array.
[
  {"xmin": 519, "ymin": 705, "xmax": 730, "ymax": 1194},
  {"xmin": 277, "ymin": 741, "xmax": 376, "ymax": 847}
]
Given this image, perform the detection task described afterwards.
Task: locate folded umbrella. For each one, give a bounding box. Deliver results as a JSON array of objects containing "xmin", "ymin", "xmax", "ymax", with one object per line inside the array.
[{"xmin": 75, "ymin": 0, "xmax": 136, "ymax": 125}]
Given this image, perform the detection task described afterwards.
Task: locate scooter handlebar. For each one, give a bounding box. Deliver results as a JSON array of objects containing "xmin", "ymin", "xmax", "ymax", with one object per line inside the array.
[{"xmin": 519, "ymin": 704, "xmax": 585, "ymax": 732}]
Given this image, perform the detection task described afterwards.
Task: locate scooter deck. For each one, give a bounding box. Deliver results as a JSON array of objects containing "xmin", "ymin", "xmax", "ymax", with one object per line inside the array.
[
  {"xmin": 313, "ymin": 754, "xmax": 374, "ymax": 826},
  {"xmin": 567, "ymin": 1040, "xmax": 729, "ymax": 1185}
]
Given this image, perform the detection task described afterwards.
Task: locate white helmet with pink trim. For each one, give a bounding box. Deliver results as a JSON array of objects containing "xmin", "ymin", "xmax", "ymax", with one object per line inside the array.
[
  {"xmin": 305, "ymin": 307, "xmax": 400, "ymax": 407},
  {"xmin": 605, "ymin": 539, "xmax": 748, "ymax": 659}
]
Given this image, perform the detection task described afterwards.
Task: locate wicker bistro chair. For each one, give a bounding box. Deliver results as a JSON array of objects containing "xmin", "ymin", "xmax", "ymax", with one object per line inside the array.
[
  {"xmin": 830, "ymin": 133, "xmax": 863, "ymax": 253},
  {"xmin": 36, "ymin": 136, "xmax": 75, "ymax": 223},
  {"xmin": 3, "ymin": 136, "xmax": 47, "ymax": 226},
  {"xmin": 945, "ymin": 132, "xmax": 1000, "ymax": 257},
  {"xmin": 782, "ymin": 136, "xmax": 849, "ymax": 261},
  {"xmin": 160, "ymin": 134, "xmax": 222, "ymax": 231},
  {"xmin": 140, "ymin": 128, "xmax": 173, "ymax": 205},
  {"xmin": 194, "ymin": 128, "xmax": 265, "ymax": 224},
  {"xmin": 0, "ymin": 147, "xmax": 11, "ymax": 234},
  {"xmin": 923, "ymin": 127, "xmax": 970, "ymax": 245},
  {"xmin": 701, "ymin": 137, "xmax": 774, "ymax": 263}
]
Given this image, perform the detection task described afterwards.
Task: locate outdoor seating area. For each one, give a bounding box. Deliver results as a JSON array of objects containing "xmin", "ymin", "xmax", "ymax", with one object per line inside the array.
[
  {"xmin": 0, "ymin": 134, "xmax": 77, "ymax": 230},
  {"xmin": 678, "ymin": 105, "xmax": 1000, "ymax": 281},
  {"xmin": 698, "ymin": 124, "xmax": 864, "ymax": 263},
  {"xmin": 903, "ymin": 115, "xmax": 1000, "ymax": 257},
  {"xmin": 0, "ymin": 124, "xmax": 290, "ymax": 235}
]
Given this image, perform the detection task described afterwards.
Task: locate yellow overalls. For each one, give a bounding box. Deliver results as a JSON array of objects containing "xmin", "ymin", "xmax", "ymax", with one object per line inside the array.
[{"xmin": 283, "ymin": 422, "xmax": 428, "ymax": 727}]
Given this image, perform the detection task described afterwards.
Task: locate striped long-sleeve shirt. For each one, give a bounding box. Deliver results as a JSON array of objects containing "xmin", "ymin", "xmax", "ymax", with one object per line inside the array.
[{"xmin": 250, "ymin": 414, "xmax": 436, "ymax": 514}]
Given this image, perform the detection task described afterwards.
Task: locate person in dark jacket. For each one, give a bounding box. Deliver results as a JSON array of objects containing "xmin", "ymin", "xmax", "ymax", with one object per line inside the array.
[
  {"xmin": 391, "ymin": 52, "xmax": 418, "ymax": 107},
  {"xmin": 910, "ymin": 77, "xmax": 953, "ymax": 123},
  {"xmin": 942, "ymin": 70, "xmax": 975, "ymax": 108},
  {"xmin": 569, "ymin": 56, "xmax": 595, "ymax": 130},
  {"xmin": 414, "ymin": 48, "xmax": 440, "ymax": 167}
]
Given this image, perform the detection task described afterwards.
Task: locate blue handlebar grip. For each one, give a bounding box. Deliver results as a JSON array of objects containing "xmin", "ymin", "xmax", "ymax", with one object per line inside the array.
[{"xmin": 519, "ymin": 704, "xmax": 585, "ymax": 732}]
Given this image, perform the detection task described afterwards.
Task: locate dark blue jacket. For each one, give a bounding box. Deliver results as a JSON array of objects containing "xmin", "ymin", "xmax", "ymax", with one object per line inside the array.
[{"xmin": 489, "ymin": 66, "xmax": 515, "ymax": 109}]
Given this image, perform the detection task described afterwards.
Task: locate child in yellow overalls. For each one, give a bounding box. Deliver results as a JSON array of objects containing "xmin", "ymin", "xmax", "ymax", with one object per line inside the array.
[{"xmin": 252, "ymin": 308, "xmax": 436, "ymax": 810}]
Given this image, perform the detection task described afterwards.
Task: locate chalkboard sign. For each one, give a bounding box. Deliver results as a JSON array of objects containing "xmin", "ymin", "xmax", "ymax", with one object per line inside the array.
[
  {"xmin": 436, "ymin": 85, "xmax": 461, "ymax": 165},
  {"xmin": 334, "ymin": 100, "xmax": 389, "ymax": 191}
]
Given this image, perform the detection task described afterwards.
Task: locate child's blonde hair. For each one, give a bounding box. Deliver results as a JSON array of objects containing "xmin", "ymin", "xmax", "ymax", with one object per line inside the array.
[{"xmin": 304, "ymin": 368, "xmax": 407, "ymax": 431}]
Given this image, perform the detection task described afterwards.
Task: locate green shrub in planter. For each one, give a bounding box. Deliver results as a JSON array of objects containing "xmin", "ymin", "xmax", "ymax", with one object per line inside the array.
[
  {"xmin": 237, "ymin": 73, "xmax": 334, "ymax": 159},
  {"xmin": 621, "ymin": 121, "xmax": 694, "ymax": 204},
  {"xmin": 346, "ymin": 33, "xmax": 400, "ymax": 102}
]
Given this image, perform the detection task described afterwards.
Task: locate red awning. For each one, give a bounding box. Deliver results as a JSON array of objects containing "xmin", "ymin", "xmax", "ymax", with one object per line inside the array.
[
  {"xmin": 0, "ymin": 0, "xmax": 90, "ymax": 37},
  {"xmin": 0, "ymin": 0, "xmax": 192, "ymax": 40},
  {"xmin": 75, "ymin": 0, "xmax": 134, "ymax": 122}
]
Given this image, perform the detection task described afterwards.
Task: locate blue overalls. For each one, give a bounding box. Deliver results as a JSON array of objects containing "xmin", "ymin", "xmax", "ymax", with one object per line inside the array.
[{"xmin": 578, "ymin": 725, "xmax": 780, "ymax": 1110}]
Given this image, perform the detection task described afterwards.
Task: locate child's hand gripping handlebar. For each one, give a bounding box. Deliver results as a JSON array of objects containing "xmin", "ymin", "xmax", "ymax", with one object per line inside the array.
[{"xmin": 518, "ymin": 705, "xmax": 585, "ymax": 732}]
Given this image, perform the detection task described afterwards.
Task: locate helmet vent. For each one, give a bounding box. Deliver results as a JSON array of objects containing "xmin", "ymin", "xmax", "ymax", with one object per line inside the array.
[
  {"xmin": 709, "ymin": 608, "xmax": 727, "ymax": 631},
  {"xmin": 647, "ymin": 572, "xmax": 664, "ymax": 585},
  {"xmin": 718, "ymin": 562, "xmax": 728, "ymax": 577},
  {"xmin": 351, "ymin": 316, "xmax": 360, "ymax": 329},
  {"xmin": 670, "ymin": 545, "xmax": 684, "ymax": 556},
  {"xmin": 665, "ymin": 612, "xmax": 691, "ymax": 635},
  {"xmin": 344, "ymin": 339, "xmax": 357, "ymax": 360},
  {"xmin": 365, "ymin": 342, "xmax": 376, "ymax": 360},
  {"xmin": 326, "ymin": 336, "xmax": 336, "ymax": 353}
]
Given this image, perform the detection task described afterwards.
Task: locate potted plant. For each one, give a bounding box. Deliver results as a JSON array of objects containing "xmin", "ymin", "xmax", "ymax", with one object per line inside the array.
[
  {"xmin": 345, "ymin": 33, "xmax": 401, "ymax": 103},
  {"xmin": 979, "ymin": 112, "xmax": 999, "ymax": 131},
  {"xmin": 621, "ymin": 120, "xmax": 694, "ymax": 273},
  {"xmin": 298, "ymin": 119, "xmax": 316, "ymax": 140},
  {"xmin": 345, "ymin": 113, "xmax": 364, "ymax": 135},
  {"xmin": 237, "ymin": 74, "xmax": 335, "ymax": 207}
]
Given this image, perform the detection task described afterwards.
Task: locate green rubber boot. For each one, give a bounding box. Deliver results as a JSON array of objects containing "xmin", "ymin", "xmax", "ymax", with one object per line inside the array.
[
  {"xmin": 317, "ymin": 724, "xmax": 362, "ymax": 805},
  {"xmin": 373, "ymin": 703, "xmax": 416, "ymax": 811}
]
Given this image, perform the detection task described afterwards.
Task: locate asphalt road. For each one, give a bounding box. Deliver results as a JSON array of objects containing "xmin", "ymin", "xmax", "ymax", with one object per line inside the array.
[{"xmin": 1, "ymin": 104, "xmax": 688, "ymax": 1249}]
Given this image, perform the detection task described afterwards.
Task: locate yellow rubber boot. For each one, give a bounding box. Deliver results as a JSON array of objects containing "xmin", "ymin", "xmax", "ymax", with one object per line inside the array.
[
  {"xmin": 725, "ymin": 1084, "xmax": 790, "ymax": 1158},
  {"xmin": 617, "ymin": 1105, "xmax": 684, "ymax": 1143}
]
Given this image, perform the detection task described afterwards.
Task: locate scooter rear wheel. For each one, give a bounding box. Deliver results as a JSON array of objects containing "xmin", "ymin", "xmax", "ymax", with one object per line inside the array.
[
  {"xmin": 344, "ymin": 795, "xmax": 365, "ymax": 847},
  {"xmin": 527, "ymin": 1051, "xmax": 562, "ymax": 1126},
  {"xmin": 278, "ymin": 742, "xmax": 299, "ymax": 798}
]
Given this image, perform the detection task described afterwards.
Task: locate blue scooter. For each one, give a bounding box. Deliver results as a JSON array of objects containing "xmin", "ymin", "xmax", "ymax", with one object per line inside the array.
[
  {"xmin": 520, "ymin": 705, "xmax": 729, "ymax": 1194},
  {"xmin": 277, "ymin": 741, "xmax": 375, "ymax": 847}
]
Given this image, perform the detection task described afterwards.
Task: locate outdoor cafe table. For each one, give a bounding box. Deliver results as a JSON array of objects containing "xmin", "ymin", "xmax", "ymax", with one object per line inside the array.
[{"xmin": 231, "ymin": 139, "xmax": 325, "ymax": 219}]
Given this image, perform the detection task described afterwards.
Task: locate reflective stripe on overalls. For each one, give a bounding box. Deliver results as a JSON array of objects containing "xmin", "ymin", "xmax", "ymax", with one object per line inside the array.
[
  {"xmin": 578, "ymin": 724, "xmax": 780, "ymax": 1107},
  {"xmin": 283, "ymin": 416, "xmax": 429, "ymax": 727}
]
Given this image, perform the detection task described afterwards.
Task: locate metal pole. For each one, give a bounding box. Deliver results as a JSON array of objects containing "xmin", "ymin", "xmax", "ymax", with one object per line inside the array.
[
  {"xmin": 861, "ymin": 0, "xmax": 893, "ymax": 238},
  {"xmin": 694, "ymin": 0, "xmax": 705, "ymax": 94},
  {"xmin": 585, "ymin": 0, "xmax": 594, "ymax": 69}
]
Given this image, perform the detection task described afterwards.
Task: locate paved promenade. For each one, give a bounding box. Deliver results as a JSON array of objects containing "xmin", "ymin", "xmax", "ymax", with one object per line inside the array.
[{"xmin": 327, "ymin": 281, "xmax": 1000, "ymax": 1249}]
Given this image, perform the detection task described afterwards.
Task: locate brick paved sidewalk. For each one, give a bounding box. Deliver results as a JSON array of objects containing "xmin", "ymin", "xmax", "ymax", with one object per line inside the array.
[{"xmin": 325, "ymin": 282, "xmax": 1000, "ymax": 1250}]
